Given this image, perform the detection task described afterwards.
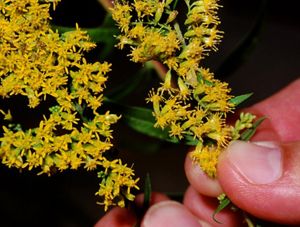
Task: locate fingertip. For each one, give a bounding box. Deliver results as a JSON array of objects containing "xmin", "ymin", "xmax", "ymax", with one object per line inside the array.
[
  {"xmin": 134, "ymin": 192, "xmax": 170, "ymax": 208},
  {"xmin": 141, "ymin": 201, "xmax": 202, "ymax": 227},
  {"xmin": 218, "ymin": 140, "xmax": 300, "ymax": 224},
  {"xmin": 94, "ymin": 207, "xmax": 136, "ymax": 227},
  {"xmin": 185, "ymin": 152, "xmax": 223, "ymax": 197}
]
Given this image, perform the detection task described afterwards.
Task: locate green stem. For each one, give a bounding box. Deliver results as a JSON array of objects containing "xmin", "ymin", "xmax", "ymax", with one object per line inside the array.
[
  {"xmin": 244, "ymin": 213, "xmax": 255, "ymax": 227},
  {"xmin": 184, "ymin": 0, "xmax": 190, "ymax": 8},
  {"xmin": 149, "ymin": 61, "xmax": 167, "ymax": 81},
  {"xmin": 172, "ymin": 0, "xmax": 179, "ymax": 9}
]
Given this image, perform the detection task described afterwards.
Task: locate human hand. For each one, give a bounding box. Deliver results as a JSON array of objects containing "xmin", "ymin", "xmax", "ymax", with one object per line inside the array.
[
  {"xmin": 95, "ymin": 79, "xmax": 300, "ymax": 226},
  {"xmin": 184, "ymin": 78, "xmax": 300, "ymax": 226}
]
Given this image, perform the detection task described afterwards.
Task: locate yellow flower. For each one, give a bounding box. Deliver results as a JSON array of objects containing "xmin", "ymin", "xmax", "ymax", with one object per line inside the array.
[
  {"xmin": 87, "ymin": 95, "xmax": 103, "ymax": 113},
  {"xmin": 169, "ymin": 122, "xmax": 184, "ymax": 139},
  {"xmin": 163, "ymin": 57, "xmax": 179, "ymax": 70},
  {"xmin": 133, "ymin": 0, "xmax": 157, "ymax": 18},
  {"xmin": 96, "ymin": 159, "xmax": 139, "ymax": 211},
  {"xmin": 84, "ymin": 156, "xmax": 101, "ymax": 171},
  {"xmin": 0, "ymin": 109, "xmax": 12, "ymax": 121},
  {"xmin": 111, "ymin": 2, "xmax": 132, "ymax": 32},
  {"xmin": 190, "ymin": 144, "xmax": 221, "ymax": 178},
  {"xmin": 128, "ymin": 23, "xmax": 146, "ymax": 39}
]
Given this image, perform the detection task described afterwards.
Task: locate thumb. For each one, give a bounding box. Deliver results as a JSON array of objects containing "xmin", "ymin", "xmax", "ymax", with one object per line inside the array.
[{"xmin": 218, "ymin": 140, "xmax": 300, "ymax": 225}]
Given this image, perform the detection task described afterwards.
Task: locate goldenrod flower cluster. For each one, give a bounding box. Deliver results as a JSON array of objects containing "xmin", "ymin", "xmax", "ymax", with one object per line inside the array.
[
  {"xmin": 112, "ymin": 0, "xmax": 248, "ymax": 177},
  {"xmin": 0, "ymin": 0, "xmax": 138, "ymax": 210}
]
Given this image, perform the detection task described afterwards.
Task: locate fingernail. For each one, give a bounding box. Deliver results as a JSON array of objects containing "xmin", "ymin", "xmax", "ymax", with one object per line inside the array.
[
  {"xmin": 226, "ymin": 141, "xmax": 282, "ymax": 184},
  {"xmin": 142, "ymin": 201, "xmax": 202, "ymax": 227}
]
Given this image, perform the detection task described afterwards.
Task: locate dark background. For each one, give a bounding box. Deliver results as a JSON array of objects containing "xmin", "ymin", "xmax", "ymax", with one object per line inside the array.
[{"xmin": 1, "ymin": 0, "xmax": 299, "ymax": 226}]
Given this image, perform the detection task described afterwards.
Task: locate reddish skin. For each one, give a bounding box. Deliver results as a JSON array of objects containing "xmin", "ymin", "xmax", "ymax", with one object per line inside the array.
[
  {"xmin": 183, "ymin": 186, "xmax": 244, "ymax": 226},
  {"xmin": 94, "ymin": 207, "xmax": 136, "ymax": 227},
  {"xmin": 95, "ymin": 79, "xmax": 300, "ymax": 226},
  {"xmin": 218, "ymin": 142, "xmax": 300, "ymax": 225},
  {"xmin": 134, "ymin": 192, "xmax": 170, "ymax": 208},
  {"xmin": 217, "ymin": 79, "xmax": 300, "ymax": 225},
  {"xmin": 95, "ymin": 193, "xmax": 170, "ymax": 227}
]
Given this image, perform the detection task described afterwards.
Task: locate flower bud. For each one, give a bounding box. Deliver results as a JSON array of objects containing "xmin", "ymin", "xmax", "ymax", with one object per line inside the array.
[
  {"xmin": 154, "ymin": 2, "xmax": 164, "ymax": 24},
  {"xmin": 166, "ymin": 10, "xmax": 178, "ymax": 24}
]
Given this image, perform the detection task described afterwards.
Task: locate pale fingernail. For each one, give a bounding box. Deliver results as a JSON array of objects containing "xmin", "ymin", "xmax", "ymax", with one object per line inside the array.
[
  {"xmin": 142, "ymin": 201, "xmax": 202, "ymax": 227},
  {"xmin": 226, "ymin": 141, "xmax": 282, "ymax": 184}
]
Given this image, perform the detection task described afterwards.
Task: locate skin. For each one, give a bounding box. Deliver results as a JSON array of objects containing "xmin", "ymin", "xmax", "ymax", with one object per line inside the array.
[{"xmin": 95, "ymin": 79, "xmax": 300, "ymax": 227}]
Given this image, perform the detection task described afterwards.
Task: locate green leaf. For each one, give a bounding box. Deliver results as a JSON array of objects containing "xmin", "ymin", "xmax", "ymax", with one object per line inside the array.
[
  {"xmin": 143, "ymin": 173, "xmax": 152, "ymax": 210},
  {"xmin": 104, "ymin": 100, "xmax": 180, "ymax": 143},
  {"xmin": 102, "ymin": 13, "xmax": 116, "ymax": 27},
  {"xmin": 173, "ymin": 0, "xmax": 179, "ymax": 9},
  {"xmin": 122, "ymin": 106, "xmax": 180, "ymax": 143},
  {"xmin": 51, "ymin": 25, "xmax": 118, "ymax": 43},
  {"xmin": 240, "ymin": 116, "xmax": 266, "ymax": 141},
  {"xmin": 212, "ymin": 197, "xmax": 231, "ymax": 224},
  {"xmin": 216, "ymin": 0, "xmax": 268, "ymax": 77},
  {"xmin": 121, "ymin": 105, "xmax": 203, "ymax": 145},
  {"xmin": 184, "ymin": 135, "xmax": 199, "ymax": 146},
  {"xmin": 229, "ymin": 93, "xmax": 253, "ymax": 106}
]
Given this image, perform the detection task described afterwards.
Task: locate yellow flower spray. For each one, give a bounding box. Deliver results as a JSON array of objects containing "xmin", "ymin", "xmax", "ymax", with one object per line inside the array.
[
  {"xmin": 0, "ymin": 0, "xmax": 138, "ymax": 211},
  {"xmin": 111, "ymin": 0, "xmax": 257, "ymax": 178}
]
